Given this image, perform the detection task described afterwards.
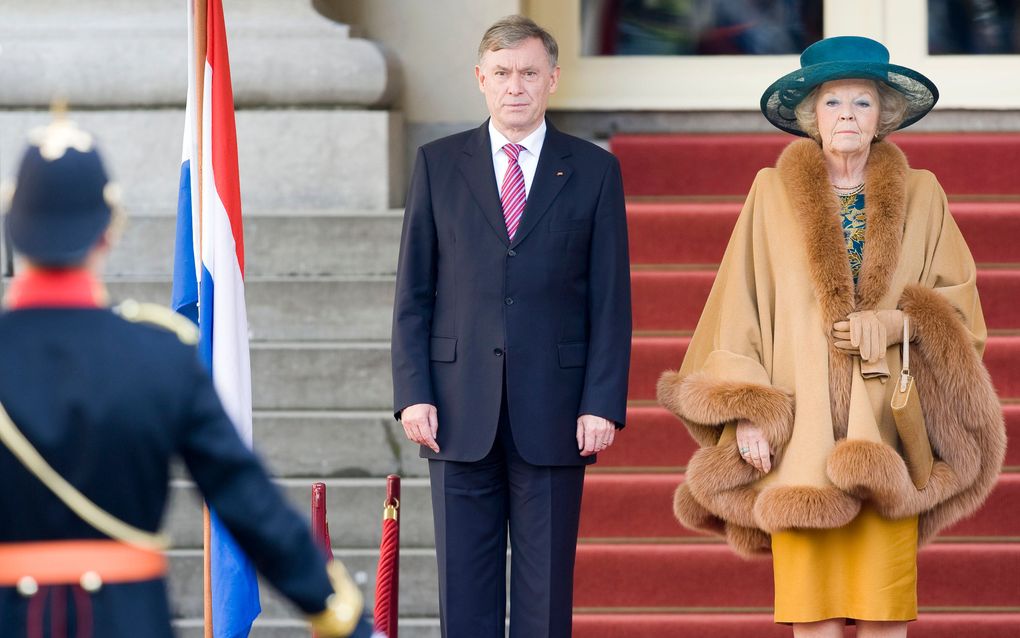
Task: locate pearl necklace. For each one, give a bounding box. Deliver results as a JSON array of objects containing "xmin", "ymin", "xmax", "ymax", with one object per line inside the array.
[{"xmin": 833, "ymin": 182, "xmax": 865, "ymax": 197}]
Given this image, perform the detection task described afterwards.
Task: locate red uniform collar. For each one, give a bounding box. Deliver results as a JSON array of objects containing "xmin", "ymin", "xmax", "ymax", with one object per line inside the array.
[{"xmin": 5, "ymin": 268, "xmax": 107, "ymax": 309}]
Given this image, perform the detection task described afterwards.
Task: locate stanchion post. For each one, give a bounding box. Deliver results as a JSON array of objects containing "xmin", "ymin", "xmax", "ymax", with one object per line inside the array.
[{"xmin": 373, "ymin": 474, "xmax": 400, "ymax": 638}]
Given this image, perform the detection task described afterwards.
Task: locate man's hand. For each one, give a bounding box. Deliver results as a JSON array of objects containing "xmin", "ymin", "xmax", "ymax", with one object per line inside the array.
[
  {"xmin": 400, "ymin": 403, "xmax": 440, "ymax": 453},
  {"xmin": 736, "ymin": 418, "xmax": 772, "ymax": 473},
  {"xmin": 576, "ymin": 414, "xmax": 616, "ymax": 457},
  {"xmin": 832, "ymin": 309, "xmax": 908, "ymax": 363}
]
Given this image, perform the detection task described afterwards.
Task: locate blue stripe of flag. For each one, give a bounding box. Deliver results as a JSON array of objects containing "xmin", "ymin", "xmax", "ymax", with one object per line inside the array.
[
  {"xmin": 172, "ymin": 159, "xmax": 198, "ymax": 323},
  {"xmin": 199, "ymin": 264, "xmax": 261, "ymax": 637}
]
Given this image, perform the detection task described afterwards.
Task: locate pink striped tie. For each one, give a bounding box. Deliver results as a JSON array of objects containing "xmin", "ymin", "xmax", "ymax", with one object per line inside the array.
[{"xmin": 500, "ymin": 143, "xmax": 526, "ymax": 240}]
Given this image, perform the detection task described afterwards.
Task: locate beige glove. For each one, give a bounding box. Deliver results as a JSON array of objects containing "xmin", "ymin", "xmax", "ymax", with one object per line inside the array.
[
  {"xmin": 832, "ymin": 309, "xmax": 912, "ymax": 364},
  {"xmin": 307, "ymin": 561, "xmax": 365, "ymax": 638}
]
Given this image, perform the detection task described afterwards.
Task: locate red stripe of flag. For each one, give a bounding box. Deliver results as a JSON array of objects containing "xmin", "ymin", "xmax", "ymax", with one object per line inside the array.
[{"xmin": 207, "ymin": 0, "xmax": 245, "ymax": 277}]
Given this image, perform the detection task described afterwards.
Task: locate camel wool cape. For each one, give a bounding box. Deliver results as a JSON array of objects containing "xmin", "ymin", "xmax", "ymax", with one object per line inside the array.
[{"xmin": 658, "ymin": 138, "xmax": 1006, "ymax": 557}]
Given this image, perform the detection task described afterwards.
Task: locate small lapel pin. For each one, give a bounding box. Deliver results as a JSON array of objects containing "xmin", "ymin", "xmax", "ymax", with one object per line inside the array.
[{"xmin": 555, "ymin": 170, "xmax": 565, "ymax": 177}]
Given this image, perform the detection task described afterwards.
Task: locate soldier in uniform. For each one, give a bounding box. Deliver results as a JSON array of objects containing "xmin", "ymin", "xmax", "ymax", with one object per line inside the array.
[{"xmin": 0, "ymin": 116, "xmax": 373, "ymax": 637}]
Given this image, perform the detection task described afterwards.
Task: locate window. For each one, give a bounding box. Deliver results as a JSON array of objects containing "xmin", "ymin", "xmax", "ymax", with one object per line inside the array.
[
  {"xmin": 928, "ymin": 0, "xmax": 1020, "ymax": 54},
  {"xmin": 581, "ymin": 0, "xmax": 823, "ymax": 56}
]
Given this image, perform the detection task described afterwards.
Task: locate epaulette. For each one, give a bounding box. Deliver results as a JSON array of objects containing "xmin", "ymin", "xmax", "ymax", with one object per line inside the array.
[{"xmin": 113, "ymin": 299, "xmax": 199, "ymax": 345}]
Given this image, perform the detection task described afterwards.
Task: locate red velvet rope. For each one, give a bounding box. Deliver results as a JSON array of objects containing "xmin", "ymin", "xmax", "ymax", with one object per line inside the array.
[
  {"xmin": 311, "ymin": 482, "xmax": 332, "ymax": 562},
  {"xmin": 373, "ymin": 474, "xmax": 401, "ymax": 637},
  {"xmin": 373, "ymin": 518, "xmax": 399, "ymax": 636},
  {"xmin": 311, "ymin": 482, "xmax": 331, "ymax": 638}
]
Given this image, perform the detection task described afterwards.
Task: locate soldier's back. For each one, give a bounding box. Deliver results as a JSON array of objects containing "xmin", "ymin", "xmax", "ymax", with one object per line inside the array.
[
  {"xmin": 0, "ymin": 306, "xmax": 200, "ymax": 541},
  {"xmin": 0, "ymin": 306, "xmax": 210, "ymax": 638}
]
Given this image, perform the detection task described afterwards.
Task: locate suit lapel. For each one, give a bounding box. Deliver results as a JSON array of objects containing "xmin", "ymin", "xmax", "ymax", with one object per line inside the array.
[
  {"xmin": 510, "ymin": 122, "xmax": 572, "ymax": 248},
  {"xmin": 457, "ymin": 122, "xmax": 510, "ymax": 246}
]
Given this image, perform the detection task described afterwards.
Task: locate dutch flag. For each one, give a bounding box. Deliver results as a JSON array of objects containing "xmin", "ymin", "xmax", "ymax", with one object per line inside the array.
[{"xmin": 172, "ymin": 1, "xmax": 260, "ymax": 636}]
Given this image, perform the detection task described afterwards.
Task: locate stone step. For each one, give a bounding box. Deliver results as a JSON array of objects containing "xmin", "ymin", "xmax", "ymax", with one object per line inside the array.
[
  {"xmin": 108, "ymin": 212, "xmax": 402, "ymax": 277},
  {"xmin": 164, "ymin": 477, "xmax": 434, "ymax": 551},
  {"xmin": 251, "ymin": 411, "xmax": 425, "ymax": 480},
  {"xmin": 173, "ymin": 619, "xmax": 440, "ymax": 638},
  {"xmin": 0, "ymin": 109, "xmax": 403, "ymax": 211},
  {"xmin": 103, "ymin": 277, "xmax": 395, "ymax": 342},
  {"xmin": 250, "ymin": 342, "xmax": 392, "ymax": 410},
  {"xmin": 167, "ymin": 548, "xmax": 441, "ymax": 620},
  {"xmin": 0, "ymin": 300, "xmax": 396, "ymax": 409}
]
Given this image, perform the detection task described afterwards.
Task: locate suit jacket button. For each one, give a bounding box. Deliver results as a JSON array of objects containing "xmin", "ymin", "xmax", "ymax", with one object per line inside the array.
[
  {"xmin": 493, "ymin": 348, "xmax": 504, "ymax": 356},
  {"xmin": 504, "ymin": 297, "xmax": 514, "ymax": 305},
  {"xmin": 507, "ymin": 249, "xmax": 517, "ymax": 257}
]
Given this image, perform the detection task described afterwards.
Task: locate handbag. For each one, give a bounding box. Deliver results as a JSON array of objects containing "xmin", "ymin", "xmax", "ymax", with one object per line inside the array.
[{"xmin": 890, "ymin": 316, "xmax": 934, "ymax": 489}]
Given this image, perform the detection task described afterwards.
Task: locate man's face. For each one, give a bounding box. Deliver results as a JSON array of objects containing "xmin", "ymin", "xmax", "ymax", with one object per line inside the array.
[{"xmin": 475, "ymin": 37, "xmax": 559, "ymax": 141}]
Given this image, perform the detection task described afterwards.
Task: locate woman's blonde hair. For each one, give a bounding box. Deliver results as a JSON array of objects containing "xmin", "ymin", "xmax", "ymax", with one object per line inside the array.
[{"xmin": 794, "ymin": 80, "xmax": 909, "ymax": 143}]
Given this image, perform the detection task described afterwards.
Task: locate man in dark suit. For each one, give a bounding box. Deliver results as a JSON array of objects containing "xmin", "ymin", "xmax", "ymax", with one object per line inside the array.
[
  {"xmin": 391, "ymin": 15, "xmax": 632, "ymax": 638},
  {"xmin": 0, "ymin": 116, "xmax": 373, "ymax": 637}
]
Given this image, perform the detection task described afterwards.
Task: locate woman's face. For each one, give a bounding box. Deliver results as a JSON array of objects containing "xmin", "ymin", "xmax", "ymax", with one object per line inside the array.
[{"xmin": 813, "ymin": 79, "xmax": 881, "ymax": 156}]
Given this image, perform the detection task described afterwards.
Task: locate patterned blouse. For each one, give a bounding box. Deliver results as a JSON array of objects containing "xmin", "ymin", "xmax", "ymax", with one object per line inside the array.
[{"xmin": 839, "ymin": 192, "xmax": 866, "ymax": 284}]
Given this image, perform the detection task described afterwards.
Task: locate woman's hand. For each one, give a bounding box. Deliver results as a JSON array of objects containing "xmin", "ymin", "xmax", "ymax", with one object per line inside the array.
[
  {"xmin": 832, "ymin": 309, "xmax": 907, "ymax": 363},
  {"xmin": 736, "ymin": 418, "xmax": 772, "ymax": 473}
]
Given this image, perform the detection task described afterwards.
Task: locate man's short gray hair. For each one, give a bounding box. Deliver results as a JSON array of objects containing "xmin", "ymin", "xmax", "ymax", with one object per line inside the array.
[{"xmin": 478, "ymin": 15, "xmax": 558, "ymax": 67}]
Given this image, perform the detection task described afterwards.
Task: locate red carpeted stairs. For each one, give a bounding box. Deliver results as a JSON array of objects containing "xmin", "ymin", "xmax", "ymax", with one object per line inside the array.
[{"xmin": 572, "ymin": 133, "xmax": 1020, "ymax": 637}]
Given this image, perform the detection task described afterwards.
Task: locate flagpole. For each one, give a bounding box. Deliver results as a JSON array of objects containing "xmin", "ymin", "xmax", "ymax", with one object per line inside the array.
[
  {"xmin": 203, "ymin": 507, "xmax": 213, "ymax": 638},
  {"xmin": 194, "ymin": 0, "xmax": 207, "ymax": 250},
  {"xmin": 192, "ymin": 0, "xmax": 210, "ymax": 636}
]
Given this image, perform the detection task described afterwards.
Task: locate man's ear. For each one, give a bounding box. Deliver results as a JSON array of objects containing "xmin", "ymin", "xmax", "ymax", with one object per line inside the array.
[
  {"xmin": 475, "ymin": 65, "xmax": 485, "ymax": 93},
  {"xmin": 106, "ymin": 205, "xmax": 126, "ymax": 245},
  {"xmin": 549, "ymin": 65, "xmax": 560, "ymax": 94}
]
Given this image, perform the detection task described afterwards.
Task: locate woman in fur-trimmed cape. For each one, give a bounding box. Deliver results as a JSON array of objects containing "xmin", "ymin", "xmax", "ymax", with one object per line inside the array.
[{"xmin": 657, "ymin": 37, "xmax": 1005, "ymax": 636}]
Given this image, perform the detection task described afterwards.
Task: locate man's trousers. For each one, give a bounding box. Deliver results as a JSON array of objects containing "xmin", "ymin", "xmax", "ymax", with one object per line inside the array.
[{"xmin": 428, "ymin": 390, "xmax": 585, "ymax": 638}]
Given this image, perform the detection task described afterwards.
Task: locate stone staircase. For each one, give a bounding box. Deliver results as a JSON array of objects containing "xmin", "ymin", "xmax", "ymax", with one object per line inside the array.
[{"xmin": 0, "ymin": 2, "xmax": 443, "ymax": 636}]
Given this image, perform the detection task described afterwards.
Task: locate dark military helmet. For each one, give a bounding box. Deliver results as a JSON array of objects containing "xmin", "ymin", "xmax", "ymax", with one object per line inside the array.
[{"xmin": 4, "ymin": 118, "xmax": 115, "ymax": 267}]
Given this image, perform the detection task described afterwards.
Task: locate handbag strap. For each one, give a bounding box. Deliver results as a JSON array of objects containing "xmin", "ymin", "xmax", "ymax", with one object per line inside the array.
[
  {"xmin": 900, "ymin": 316, "xmax": 911, "ymax": 392},
  {"xmin": 0, "ymin": 400, "xmax": 169, "ymax": 550}
]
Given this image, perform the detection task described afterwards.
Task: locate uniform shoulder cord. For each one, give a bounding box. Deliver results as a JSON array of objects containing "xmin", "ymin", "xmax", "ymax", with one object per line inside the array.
[{"xmin": 0, "ymin": 400, "xmax": 169, "ymax": 551}]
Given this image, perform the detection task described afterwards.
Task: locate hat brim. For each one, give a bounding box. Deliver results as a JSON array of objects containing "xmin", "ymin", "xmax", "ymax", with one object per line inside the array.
[
  {"xmin": 5, "ymin": 204, "xmax": 111, "ymax": 267},
  {"xmin": 760, "ymin": 61, "xmax": 939, "ymax": 137}
]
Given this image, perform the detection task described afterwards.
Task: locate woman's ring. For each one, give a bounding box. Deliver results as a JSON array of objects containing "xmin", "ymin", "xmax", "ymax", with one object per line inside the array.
[{"xmin": 739, "ymin": 446, "xmax": 750, "ymax": 454}]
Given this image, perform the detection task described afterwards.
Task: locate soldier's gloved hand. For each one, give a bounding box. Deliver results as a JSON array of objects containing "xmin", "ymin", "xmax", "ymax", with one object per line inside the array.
[
  {"xmin": 832, "ymin": 309, "xmax": 910, "ymax": 363},
  {"xmin": 307, "ymin": 561, "xmax": 377, "ymax": 638}
]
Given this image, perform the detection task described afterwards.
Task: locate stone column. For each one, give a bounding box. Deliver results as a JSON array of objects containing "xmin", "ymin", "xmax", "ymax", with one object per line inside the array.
[{"xmin": 0, "ymin": 0, "xmax": 398, "ymax": 108}]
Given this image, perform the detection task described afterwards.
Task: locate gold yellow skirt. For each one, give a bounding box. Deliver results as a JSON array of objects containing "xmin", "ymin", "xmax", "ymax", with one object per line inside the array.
[{"xmin": 772, "ymin": 504, "xmax": 918, "ymax": 623}]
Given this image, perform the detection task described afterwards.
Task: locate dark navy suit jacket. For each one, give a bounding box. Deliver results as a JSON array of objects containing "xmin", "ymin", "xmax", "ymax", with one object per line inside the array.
[
  {"xmin": 391, "ymin": 120, "xmax": 632, "ymax": 466},
  {"xmin": 0, "ymin": 308, "xmax": 333, "ymax": 637}
]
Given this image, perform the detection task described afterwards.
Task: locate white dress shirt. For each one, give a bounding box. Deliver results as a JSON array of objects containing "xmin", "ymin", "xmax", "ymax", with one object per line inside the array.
[{"xmin": 489, "ymin": 119, "xmax": 547, "ymax": 199}]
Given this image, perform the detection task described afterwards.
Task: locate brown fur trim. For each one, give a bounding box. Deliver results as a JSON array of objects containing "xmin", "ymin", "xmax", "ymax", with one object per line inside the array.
[
  {"xmin": 899, "ymin": 285, "xmax": 1006, "ymax": 544},
  {"xmin": 684, "ymin": 443, "xmax": 762, "ymax": 528},
  {"xmin": 724, "ymin": 523, "xmax": 772, "ymax": 558},
  {"xmin": 776, "ymin": 139, "xmax": 910, "ymax": 442},
  {"xmin": 753, "ymin": 484, "xmax": 861, "ymax": 532},
  {"xmin": 856, "ymin": 143, "xmax": 908, "ymax": 309},
  {"xmin": 657, "ymin": 370, "xmax": 718, "ymax": 446},
  {"xmin": 673, "ymin": 472, "xmax": 774, "ymax": 558},
  {"xmin": 656, "ymin": 370, "xmax": 794, "ymax": 450},
  {"xmin": 673, "ymin": 483, "xmax": 726, "ymax": 536},
  {"xmin": 776, "ymin": 139, "xmax": 854, "ymax": 327},
  {"xmin": 827, "ymin": 439, "xmax": 963, "ymax": 519}
]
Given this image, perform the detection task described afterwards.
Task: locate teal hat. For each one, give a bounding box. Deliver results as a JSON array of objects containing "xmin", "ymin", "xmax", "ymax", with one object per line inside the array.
[{"xmin": 760, "ymin": 36, "xmax": 938, "ymax": 137}]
